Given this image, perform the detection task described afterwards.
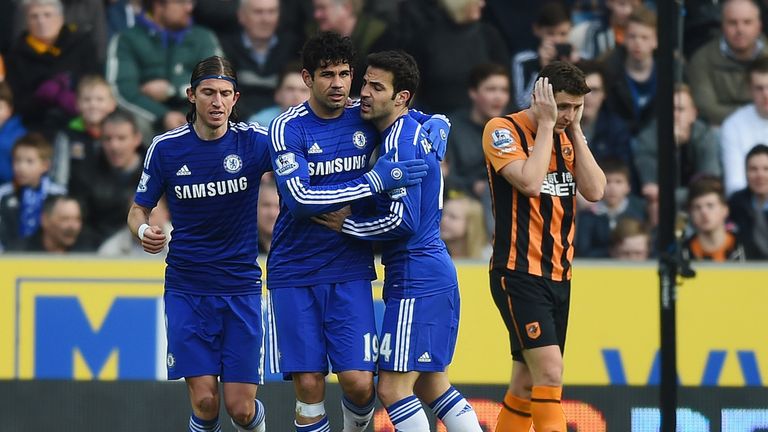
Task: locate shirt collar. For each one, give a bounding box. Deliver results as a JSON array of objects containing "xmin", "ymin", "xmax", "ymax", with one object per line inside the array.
[{"xmin": 720, "ymin": 36, "xmax": 765, "ymax": 61}]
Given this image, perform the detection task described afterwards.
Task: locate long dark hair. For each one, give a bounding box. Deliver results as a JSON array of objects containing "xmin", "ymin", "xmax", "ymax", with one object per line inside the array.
[{"xmin": 186, "ymin": 56, "xmax": 239, "ymax": 124}]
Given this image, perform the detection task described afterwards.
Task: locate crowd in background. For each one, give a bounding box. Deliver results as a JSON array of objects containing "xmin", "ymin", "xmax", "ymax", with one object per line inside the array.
[{"xmin": 0, "ymin": 0, "xmax": 766, "ymax": 263}]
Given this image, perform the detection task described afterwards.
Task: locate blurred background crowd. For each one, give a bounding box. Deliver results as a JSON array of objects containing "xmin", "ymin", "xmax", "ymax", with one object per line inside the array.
[{"xmin": 0, "ymin": 0, "xmax": 766, "ymax": 264}]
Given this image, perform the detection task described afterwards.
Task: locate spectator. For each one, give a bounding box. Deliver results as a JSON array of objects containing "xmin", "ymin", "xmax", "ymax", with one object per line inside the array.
[
  {"xmin": 602, "ymin": 4, "xmax": 657, "ymax": 135},
  {"xmin": 728, "ymin": 144, "xmax": 768, "ymax": 259},
  {"xmin": 0, "ymin": 133, "xmax": 66, "ymax": 251},
  {"xmin": 570, "ymin": 0, "xmax": 641, "ymax": 60},
  {"xmin": 683, "ymin": 176, "xmax": 746, "ymax": 262},
  {"xmin": 511, "ymin": 1, "xmax": 577, "ymax": 109},
  {"xmin": 440, "ymin": 195, "xmax": 489, "ymax": 259},
  {"xmin": 575, "ymin": 60, "xmax": 632, "ymax": 167},
  {"xmin": 257, "ymin": 176, "xmax": 279, "ymax": 254},
  {"xmin": 0, "ymin": 82, "xmax": 28, "ymax": 184},
  {"xmin": 575, "ymin": 159, "xmax": 646, "ymax": 258},
  {"xmin": 635, "ymin": 83, "xmax": 722, "ymax": 209},
  {"xmin": 6, "ymin": 0, "xmax": 101, "ymax": 136},
  {"xmin": 21, "ymin": 194, "xmax": 97, "ymax": 252},
  {"xmin": 68, "ymin": 109, "xmax": 144, "ymax": 245},
  {"xmin": 311, "ymin": 0, "xmax": 399, "ymax": 96},
  {"xmin": 609, "ymin": 217, "xmax": 651, "ymax": 260},
  {"xmin": 50, "ymin": 75, "xmax": 117, "ymax": 185},
  {"xmin": 446, "ymin": 62, "xmax": 508, "ymax": 234},
  {"xmin": 106, "ymin": 0, "xmax": 222, "ymax": 136},
  {"xmin": 12, "ymin": 0, "xmax": 108, "ymax": 64},
  {"xmin": 688, "ymin": 0, "xmax": 768, "ymax": 125},
  {"xmin": 219, "ymin": 0, "xmax": 301, "ymax": 119},
  {"xmin": 248, "ymin": 60, "xmax": 310, "ymax": 126},
  {"xmin": 407, "ymin": 0, "xmax": 508, "ymax": 113},
  {"xmin": 721, "ymin": 56, "xmax": 768, "ymax": 196},
  {"xmin": 98, "ymin": 195, "xmax": 171, "ymax": 256}
]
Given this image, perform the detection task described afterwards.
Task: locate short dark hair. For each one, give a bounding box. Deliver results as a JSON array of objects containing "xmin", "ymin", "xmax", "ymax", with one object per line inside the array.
[
  {"xmin": 746, "ymin": 143, "xmax": 768, "ymax": 166},
  {"xmin": 574, "ymin": 60, "xmax": 605, "ymax": 83},
  {"xmin": 12, "ymin": 132, "xmax": 53, "ymax": 161},
  {"xmin": 42, "ymin": 194, "xmax": 79, "ymax": 217},
  {"xmin": 600, "ymin": 158, "xmax": 630, "ymax": 181},
  {"xmin": 103, "ymin": 108, "xmax": 139, "ymax": 133},
  {"xmin": 687, "ymin": 176, "xmax": 726, "ymax": 208},
  {"xmin": 747, "ymin": 56, "xmax": 768, "ymax": 83},
  {"xmin": 366, "ymin": 50, "xmax": 420, "ymax": 106},
  {"xmin": 535, "ymin": 1, "xmax": 571, "ymax": 28},
  {"xmin": 301, "ymin": 32, "xmax": 355, "ymax": 76},
  {"xmin": 537, "ymin": 61, "xmax": 591, "ymax": 96},
  {"xmin": 467, "ymin": 63, "xmax": 509, "ymax": 90},
  {"xmin": 187, "ymin": 55, "xmax": 239, "ymax": 123}
]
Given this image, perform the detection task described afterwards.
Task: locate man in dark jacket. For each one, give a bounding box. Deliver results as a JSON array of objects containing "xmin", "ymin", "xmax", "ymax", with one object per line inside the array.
[
  {"xmin": 219, "ymin": 0, "xmax": 301, "ymax": 119},
  {"xmin": 5, "ymin": 0, "xmax": 101, "ymax": 136}
]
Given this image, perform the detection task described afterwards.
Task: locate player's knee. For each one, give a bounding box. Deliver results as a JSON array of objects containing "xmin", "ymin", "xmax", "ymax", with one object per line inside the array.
[
  {"xmin": 375, "ymin": 380, "xmax": 399, "ymax": 407},
  {"xmin": 192, "ymin": 394, "xmax": 220, "ymax": 417},
  {"xmin": 225, "ymin": 398, "xmax": 255, "ymax": 426},
  {"xmin": 340, "ymin": 375, "xmax": 374, "ymax": 404},
  {"xmin": 294, "ymin": 372, "xmax": 326, "ymax": 399},
  {"xmin": 536, "ymin": 367, "xmax": 563, "ymax": 387}
]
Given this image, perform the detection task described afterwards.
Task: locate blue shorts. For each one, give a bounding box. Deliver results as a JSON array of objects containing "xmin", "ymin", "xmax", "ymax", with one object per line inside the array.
[
  {"xmin": 164, "ymin": 291, "xmax": 264, "ymax": 384},
  {"xmin": 268, "ymin": 280, "xmax": 377, "ymax": 378},
  {"xmin": 378, "ymin": 288, "xmax": 460, "ymax": 372}
]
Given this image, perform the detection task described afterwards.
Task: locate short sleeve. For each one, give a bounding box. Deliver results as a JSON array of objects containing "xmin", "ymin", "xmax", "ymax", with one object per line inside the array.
[{"xmin": 482, "ymin": 117, "xmax": 528, "ymax": 173}]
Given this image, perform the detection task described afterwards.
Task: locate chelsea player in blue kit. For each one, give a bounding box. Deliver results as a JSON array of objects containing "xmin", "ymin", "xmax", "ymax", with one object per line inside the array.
[
  {"xmin": 267, "ymin": 33, "xmax": 450, "ymax": 432},
  {"xmin": 127, "ymin": 56, "xmax": 272, "ymax": 432},
  {"xmin": 315, "ymin": 51, "xmax": 482, "ymax": 431}
]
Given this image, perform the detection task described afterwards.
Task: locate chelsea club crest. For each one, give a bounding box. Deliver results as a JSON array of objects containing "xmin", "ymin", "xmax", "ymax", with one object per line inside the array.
[
  {"xmin": 353, "ymin": 131, "xmax": 367, "ymax": 149},
  {"xmin": 224, "ymin": 154, "xmax": 243, "ymax": 174}
]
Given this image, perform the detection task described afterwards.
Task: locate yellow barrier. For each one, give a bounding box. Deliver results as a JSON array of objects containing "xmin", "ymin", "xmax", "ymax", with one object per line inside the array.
[{"xmin": 1, "ymin": 257, "xmax": 766, "ymax": 385}]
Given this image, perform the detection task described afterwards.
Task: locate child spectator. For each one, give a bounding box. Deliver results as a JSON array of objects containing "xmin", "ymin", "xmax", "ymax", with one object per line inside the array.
[
  {"xmin": 440, "ymin": 196, "xmax": 489, "ymax": 259},
  {"xmin": 0, "ymin": 82, "xmax": 28, "ymax": 184},
  {"xmin": 603, "ymin": 4, "xmax": 657, "ymax": 135},
  {"xmin": 609, "ymin": 217, "xmax": 651, "ymax": 261},
  {"xmin": 683, "ymin": 177, "xmax": 745, "ymax": 262},
  {"xmin": 0, "ymin": 132, "xmax": 66, "ymax": 251},
  {"xmin": 50, "ymin": 75, "xmax": 117, "ymax": 185},
  {"xmin": 576, "ymin": 159, "xmax": 646, "ymax": 257}
]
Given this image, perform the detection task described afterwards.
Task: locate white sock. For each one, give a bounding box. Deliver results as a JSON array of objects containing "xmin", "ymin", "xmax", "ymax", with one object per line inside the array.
[
  {"xmin": 231, "ymin": 399, "xmax": 266, "ymax": 432},
  {"xmin": 429, "ymin": 387, "xmax": 482, "ymax": 432},
  {"xmin": 387, "ymin": 395, "xmax": 430, "ymax": 431},
  {"xmin": 341, "ymin": 394, "xmax": 376, "ymax": 432}
]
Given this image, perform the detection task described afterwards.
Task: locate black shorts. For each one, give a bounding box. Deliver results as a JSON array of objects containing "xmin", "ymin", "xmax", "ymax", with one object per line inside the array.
[{"xmin": 489, "ymin": 268, "xmax": 571, "ymax": 362}]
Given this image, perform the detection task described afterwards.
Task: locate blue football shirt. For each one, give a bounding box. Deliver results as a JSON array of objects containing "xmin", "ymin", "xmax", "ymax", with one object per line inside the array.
[
  {"xmin": 135, "ymin": 122, "xmax": 272, "ymax": 295},
  {"xmin": 340, "ymin": 113, "xmax": 457, "ymax": 298}
]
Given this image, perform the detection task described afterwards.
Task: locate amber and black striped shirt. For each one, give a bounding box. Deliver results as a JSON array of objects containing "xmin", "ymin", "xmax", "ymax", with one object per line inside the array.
[{"xmin": 482, "ymin": 112, "xmax": 576, "ymax": 281}]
